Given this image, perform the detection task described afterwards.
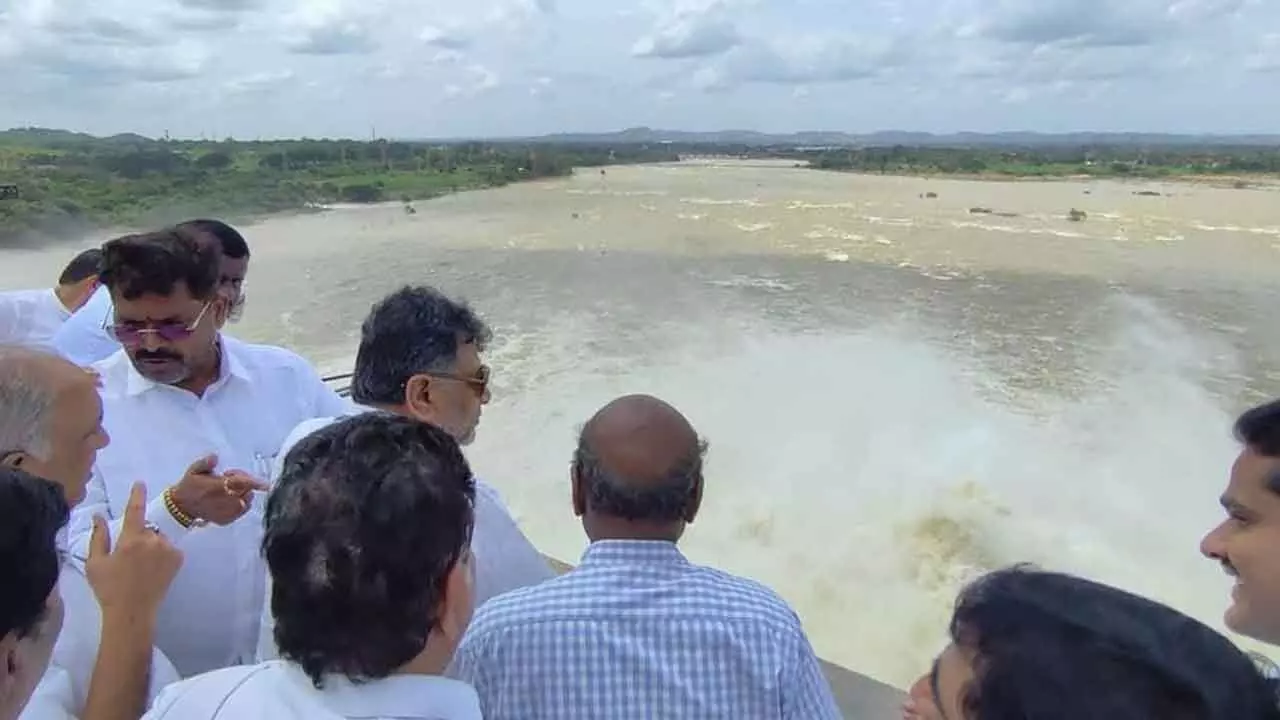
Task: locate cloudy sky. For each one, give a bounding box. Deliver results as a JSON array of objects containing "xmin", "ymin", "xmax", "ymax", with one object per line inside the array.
[{"xmin": 0, "ymin": 0, "xmax": 1277, "ymax": 139}]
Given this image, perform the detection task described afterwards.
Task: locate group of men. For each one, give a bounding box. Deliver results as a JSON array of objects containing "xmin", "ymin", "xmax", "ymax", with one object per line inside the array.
[
  {"xmin": 5, "ymin": 217, "xmax": 1280, "ymax": 719},
  {"xmin": 0, "ymin": 219, "xmax": 847, "ymax": 719}
]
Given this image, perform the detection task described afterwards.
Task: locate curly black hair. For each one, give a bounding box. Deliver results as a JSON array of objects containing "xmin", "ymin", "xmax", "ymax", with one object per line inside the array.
[
  {"xmin": 99, "ymin": 227, "xmax": 220, "ymax": 301},
  {"xmin": 264, "ymin": 412, "xmax": 475, "ymax": 688}
]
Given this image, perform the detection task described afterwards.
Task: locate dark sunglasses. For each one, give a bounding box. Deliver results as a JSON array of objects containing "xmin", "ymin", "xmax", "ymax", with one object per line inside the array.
[
  {"xmin": 105, "ymin": 302, "xmax": 211, "ymax": 346},
  {"xmin": 423, "ymin": 365, "xmax": 490, "ymax": 395}
]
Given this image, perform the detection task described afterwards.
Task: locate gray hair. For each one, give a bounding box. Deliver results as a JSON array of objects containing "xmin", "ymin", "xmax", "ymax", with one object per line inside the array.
[
  {"xmin": 572, "ymin": 434, "xmax": 709, "ymax": 523},
  {"xmin": 0, "ymin": 345, "xmax": 61, "ymax": 459}
]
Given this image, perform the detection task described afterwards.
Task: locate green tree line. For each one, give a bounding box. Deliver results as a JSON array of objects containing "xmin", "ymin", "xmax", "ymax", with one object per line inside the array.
[
  {"xmin": 798, "ymin": 145, "xmax": 1280, "ymax": 178},
  {"xmin": 0, "ymin": 128, "xmax": 679, "ymax": 246}
]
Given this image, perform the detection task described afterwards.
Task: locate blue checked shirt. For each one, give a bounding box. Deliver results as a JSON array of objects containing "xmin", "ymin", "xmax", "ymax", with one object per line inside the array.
[{"xmin": 452, "ymin": 539, "xmax": 842, "ymax": 719}]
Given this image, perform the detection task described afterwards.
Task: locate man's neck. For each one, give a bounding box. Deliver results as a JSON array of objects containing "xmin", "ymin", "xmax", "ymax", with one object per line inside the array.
[
  {"xmin": 53, "ymin": 285, "xmax": 79, "ymax": 312},
  {"xmin": 368, "ymin": 402, "xmax": 412, "ymax": 419},
  {"xmin": 586, "ymin": 517, "xmax": 684, "ymax": 544},
  {"xmin": 394, "ymin": 639, "xmax": 454, "ymax": 677}
]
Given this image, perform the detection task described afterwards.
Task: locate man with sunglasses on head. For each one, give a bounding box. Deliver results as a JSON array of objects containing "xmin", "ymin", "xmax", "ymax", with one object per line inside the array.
[
  {"xmin": 65, "ymin": 228, "xmax": 352, "ymax": 679},
  {"xmin": 254, "ymin": 284, "xmax": 554, "ymax": 663},
  {"xmin": 52, "ymin": 219, "xmax": 251, "ymax": 368}
]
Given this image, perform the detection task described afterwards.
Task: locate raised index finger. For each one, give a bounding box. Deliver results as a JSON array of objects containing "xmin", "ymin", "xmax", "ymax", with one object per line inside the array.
[{"xmin": 120, "ymin": 482, "xmax": 148, "ymax": 535}]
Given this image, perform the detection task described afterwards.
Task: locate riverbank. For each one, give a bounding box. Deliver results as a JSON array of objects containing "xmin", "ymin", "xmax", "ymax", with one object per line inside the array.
[
  {"xmin": 0, "ymin": 128, "xmax": 679, "ymax": 247},
  {"xmin": 798, "ymin": 145, "xmax": 1280, "ymax": 187},
  {"xmin": 807, "ymin": 166, "xmax": 1280, "ymax": 190}
]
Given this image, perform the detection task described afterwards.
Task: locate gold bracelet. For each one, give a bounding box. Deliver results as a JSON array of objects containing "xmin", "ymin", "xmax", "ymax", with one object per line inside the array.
[{"xmin": 163, "ymin": 487, "xmax": 197, "ymax": 529}]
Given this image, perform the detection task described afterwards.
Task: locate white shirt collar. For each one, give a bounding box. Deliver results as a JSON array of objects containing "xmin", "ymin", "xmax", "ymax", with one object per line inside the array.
[
  {"xmin": 49, "ymin": 288, "xmax": 74, "ymax": 318},
  {"xmin": 281, "ymin": 662, "xmax": 482, "ymax": 719},
  {"xmin": 123, "ymin": 335, "xmax": 251, "ymax": 398}
]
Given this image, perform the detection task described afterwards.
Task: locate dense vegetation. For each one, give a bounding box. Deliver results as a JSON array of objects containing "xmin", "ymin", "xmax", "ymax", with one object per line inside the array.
[
  {"xmin": 0, "ymin": 128, "xmax": 679, "ymax": 246},
  {"xmin": 797, "ymin": 144, "xmax": 1280, "ymax": 179}
]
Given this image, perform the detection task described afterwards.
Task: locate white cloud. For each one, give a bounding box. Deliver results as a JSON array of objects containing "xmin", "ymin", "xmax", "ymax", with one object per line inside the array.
[
  {"xmin": 0, "ymin": 0, "xmax": 1275, "ymax": 137},
  {"xmin": 444, "ymin": 63, "xmax": 501, "ymax": 98},
  {"xmin": 177, "ymin": 0, "xmax": 267, "ymax": 10},
  {"xmin": 420, "ymin": 24, "xmax": 471, "ymax": 51},
  {"xmin": 1245, "ymin": 32, "xmax": 1280, "ymax": 72},
  {"xmin": 632, "ymin": 0, "xmax": 741, "ymax": 58}
]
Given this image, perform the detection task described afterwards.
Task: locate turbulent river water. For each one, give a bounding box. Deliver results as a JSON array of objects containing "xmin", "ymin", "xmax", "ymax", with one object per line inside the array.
[{"xmin": 5, "ymin": 159, "xmax": 1280, "ymax": 687}]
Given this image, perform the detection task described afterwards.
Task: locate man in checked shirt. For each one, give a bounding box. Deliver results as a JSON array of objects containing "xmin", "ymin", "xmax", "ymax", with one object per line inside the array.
[{"xmin": 452, "ymin": 393, "xmax": 841, "ymax": 719}]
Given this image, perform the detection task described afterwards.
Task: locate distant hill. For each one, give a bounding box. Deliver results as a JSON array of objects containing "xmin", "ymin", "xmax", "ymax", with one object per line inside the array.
[
  {"xmin": 7, "ymin": 125, "xmax": 1280, "ymax": 149},
  {"xmin": 490, "ymin": 127, "xmax": 1280, "ymax": 148},
  {"xmin": 0, "ymin": 127, "xmax": 157, "ymax": 148}
]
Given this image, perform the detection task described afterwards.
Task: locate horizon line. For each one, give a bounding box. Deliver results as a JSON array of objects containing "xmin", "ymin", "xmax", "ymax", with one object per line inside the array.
[{"xmin": 5, "ymin": 126, "xmax": 1280, "ymax": 143}]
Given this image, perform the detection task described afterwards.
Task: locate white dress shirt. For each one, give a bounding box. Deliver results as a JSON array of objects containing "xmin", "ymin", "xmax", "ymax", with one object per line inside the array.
[
  {"xmin": 140, "ymin": 660, "xmax": 482, "ymax": 720},
  {"xmin": 254, "ymin": 411, "xmax": 556, "ymax": 664},
  {"xmin": 51, "ymin": 285, "xmax": 117, "ymax": 365},
  {"xmin": 21, "ymin": 531, "xmax": 181, "ymax": 719},
  {"xmin": 0, "ymin": 288, "xmax": 71, "ymax": 349},
  {"xmin": 67, "ymin": 336, "xmax": 354, "ymax": 677}
]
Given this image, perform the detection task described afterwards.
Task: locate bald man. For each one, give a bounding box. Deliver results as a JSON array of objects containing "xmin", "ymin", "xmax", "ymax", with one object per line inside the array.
[
  {"xmin": 0, "ymin": 346, "xmax": 183, "ymax": 720},
  {"xmin": 453, "ymin": 394, "xmax": 841, "ymax": 720}
]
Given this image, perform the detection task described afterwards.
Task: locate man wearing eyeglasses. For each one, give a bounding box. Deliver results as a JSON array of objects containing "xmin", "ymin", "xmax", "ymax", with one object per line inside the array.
[
  {"xmin": 65, "ymin": 228, "xmax": 352, "ymax": 679},
  {"xmin": 254, "ymin": 284, "xmax": 555, "ymax": 663},
  {"xmin": 52, "ymin": 219, "xmax": 251, "ymax": 368}
]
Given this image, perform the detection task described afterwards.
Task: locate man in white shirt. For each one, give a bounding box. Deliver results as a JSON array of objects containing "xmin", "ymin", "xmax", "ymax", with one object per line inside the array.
[
  {"xmin": 0, "ymin": 249, "xmax": 101, "ymax": 350},
  {"xmin": 65, "ymin": 228, "xmax": 352, "ymax": 677},
  {"xmin": 0, "ymin": 468, "xmax": 69, "ymax": 720},
  {"xmin": 53, "ymin": 220, "xmax": 251, "ymax": 367},
  {"xmin": 255, "ymin": 285, "xmax": 553, "ymax": 663},
  {"xmin": 0, "ymin": 345, "xmax": 184, "ymax": 720},
  {"xmin": 143, "ymin": 413, "xmax": 481, "ymax": 720}
]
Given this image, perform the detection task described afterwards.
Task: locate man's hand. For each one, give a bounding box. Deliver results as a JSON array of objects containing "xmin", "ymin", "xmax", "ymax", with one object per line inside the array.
[
  {"xmin": 86, "ymin": 483, "xmax": 183, "ymax": 619},
  {"xmin": 169, "ymin": 454, "xmax": 269, "ymax": 526}
]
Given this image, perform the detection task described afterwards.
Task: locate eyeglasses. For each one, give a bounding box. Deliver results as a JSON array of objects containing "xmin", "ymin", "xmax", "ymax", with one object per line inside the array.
[
  {"xmin": 424, "ymin": 365, "xmax": 490, "ymax": 396},
  {"xmin": 105, "ymin": 302, "xmax": 212, "ymax": 346}
]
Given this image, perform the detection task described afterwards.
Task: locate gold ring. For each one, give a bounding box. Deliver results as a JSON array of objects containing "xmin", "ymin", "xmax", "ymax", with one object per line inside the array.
[{"xmin": 223, "ymin": 477, "xmax": 233, "ymax": 495}]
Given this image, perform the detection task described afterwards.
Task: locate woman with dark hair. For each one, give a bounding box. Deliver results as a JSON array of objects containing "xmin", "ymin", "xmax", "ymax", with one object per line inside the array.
[{"xmin": 903, "ymin": 565, "xmax": 1280, "ymax": 720}]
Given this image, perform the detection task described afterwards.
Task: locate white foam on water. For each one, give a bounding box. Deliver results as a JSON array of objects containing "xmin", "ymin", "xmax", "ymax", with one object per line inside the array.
[
  {"xmin": 1192, "ymin": 223, "xmax": 1280, "ymax": 236},
  {"xmin": 468, "ymin": 296, "xmax": 1265, "ymax": 688},
  {"xmin": 705, "ymin": 275, "xmax": 794, "ymax": 291},
  {"xmin": 680, "ymin": 197, "xmax": 765, "ymax": 208}
]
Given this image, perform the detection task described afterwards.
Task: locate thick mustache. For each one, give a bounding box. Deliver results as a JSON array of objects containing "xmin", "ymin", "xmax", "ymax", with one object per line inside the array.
[
  {"xmin": 1222, "ymin": 560, "xmax": 1238, "ymax": 578},
  {"xmin": 136, "ymin": 352, "xmax": 180, "ymax": 362}
]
